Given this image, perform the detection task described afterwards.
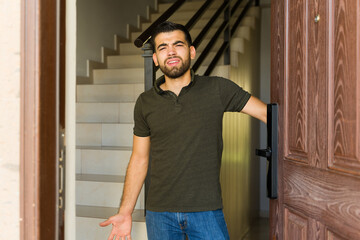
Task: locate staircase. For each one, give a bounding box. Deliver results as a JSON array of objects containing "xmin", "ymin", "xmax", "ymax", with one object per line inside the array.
[{"xmin": 75, "ymin": 1, "xmax": 260, "ymax": 239}]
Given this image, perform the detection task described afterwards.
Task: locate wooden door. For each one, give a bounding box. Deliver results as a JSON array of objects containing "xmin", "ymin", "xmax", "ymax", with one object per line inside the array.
[
  {"xmin": 270, "ymin": 0, "xmax": 360, "ymax": 239},
  {"xmin": 20, "ymin": 0, "xmax": 65, "ymax": 239}
]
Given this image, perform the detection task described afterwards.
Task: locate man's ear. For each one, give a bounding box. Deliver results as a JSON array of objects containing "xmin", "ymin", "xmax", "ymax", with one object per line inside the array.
[
  {"xmin": 152, "ymin": 53, "xmax": 159, "ymax": 66},
  {"xmin": 190, "ymin": 46, "xmax": 196, "ymax": 60}
]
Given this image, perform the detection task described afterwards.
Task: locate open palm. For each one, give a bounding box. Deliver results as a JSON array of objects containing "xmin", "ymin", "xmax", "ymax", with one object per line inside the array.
[{"xmin": 99, "ymin": 213, "xmax": 132, "ymax": 240}]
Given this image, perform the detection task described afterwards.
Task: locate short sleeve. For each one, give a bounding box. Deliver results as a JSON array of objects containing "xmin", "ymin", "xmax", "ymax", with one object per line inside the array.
[
  {"xmin": 217, "ymin": 77, "xmax": 251, "ymax": 112},
  {"xmin": 133, "ymin": 95, "xmax": 151, "ymax": 137}
]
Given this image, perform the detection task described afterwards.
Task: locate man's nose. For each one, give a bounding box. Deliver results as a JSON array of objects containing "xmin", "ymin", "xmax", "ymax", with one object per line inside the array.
[{"xmin": 167, "ymin": 46, "xmax": 176, "ymax": 55}]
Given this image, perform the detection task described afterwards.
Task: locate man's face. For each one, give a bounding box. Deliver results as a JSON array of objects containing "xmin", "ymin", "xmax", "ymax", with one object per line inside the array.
[{"xmin": 152, "ymin": 30, "xmax": 196, "ymax": 79}]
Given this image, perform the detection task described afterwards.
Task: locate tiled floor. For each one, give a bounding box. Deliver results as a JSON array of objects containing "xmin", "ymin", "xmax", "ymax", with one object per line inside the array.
[{"xmin": 242, "ymin": 218, "xmax": 269, "ymax": 240}]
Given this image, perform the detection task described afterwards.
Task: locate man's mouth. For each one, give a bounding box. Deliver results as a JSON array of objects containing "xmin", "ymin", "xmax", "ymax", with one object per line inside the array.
[{"xmin": 166, "ymin": 57, "xmax": 181, "ymax": 66}]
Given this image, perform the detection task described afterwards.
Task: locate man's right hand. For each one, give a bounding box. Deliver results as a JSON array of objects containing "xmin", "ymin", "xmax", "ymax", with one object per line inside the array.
[
  {"xmin": 99, "ymin": 213, "xmax": 132, "ymax": 240},
  {"xmin": 99, "ymin": 136, "xmax": 150, "ymax": 239}
]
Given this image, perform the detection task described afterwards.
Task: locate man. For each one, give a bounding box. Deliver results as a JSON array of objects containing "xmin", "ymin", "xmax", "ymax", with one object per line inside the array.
[{"xmin": 100, "ymin": 21, "xmax": 267, "ymax": 240}]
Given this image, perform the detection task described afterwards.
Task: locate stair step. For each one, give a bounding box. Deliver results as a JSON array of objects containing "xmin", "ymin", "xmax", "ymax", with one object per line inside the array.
[
  {"xmin": 77, "ymin": 205, "xmax": 145, "ymax": 221},
  {"xmin": 77, "ymin": 173, "xmax": 125, "ymax": 182},
  {"xmin": 77, "ymin": 83, "xmax": 144, "ymax": 103},
  {"xmin": 196, "ymin": 65, "xmax": 231, "ymax": 78},
  {"xmin": 93, "ymin": 68, "xmax": 144, "ymax": 84},
  {"xmin": 76, "ymin": 174, "xmax": 145, "ymax": 208},
  {"xmin": 107, "ymin": 55, "xmax": 144, "ymax": 68},
  {"xmin": 76, "ymin": 147, "xmax": 131, "ymax": 175},
  {"xmin": 77, "ymin": 102, "xmax": 135, "ymax": 123},
  {"xmin": 77, "ymin": 214, "xmax": 147, "ymax": 240},
  {"xmin": 107, "ymin": 55, "xmax": 145, "ymax": 69},
  {"xmin": 151, "ymin": 8, "xmax": 217, "ymax": 23},
  {"xmin": 119, "ymin": 43, "xmax": 145, "ymax": 55},
  {"xmin": 76, "ymin": 146, "xmax": 132, "ymax": 150},
  {"xmin": 76, "ymin": 123, "xmax": 133, "ymax": 147},
  {"xmin": 76, "ymin": 175, "xmax": 124, "ymax": 208},
  {"xmin": 157, "ymin": 1, "xmax": 222, "ymax": 13},
  {"xmin": 231, "ymin": 15, "xmax": 257, "ymax": 30}
]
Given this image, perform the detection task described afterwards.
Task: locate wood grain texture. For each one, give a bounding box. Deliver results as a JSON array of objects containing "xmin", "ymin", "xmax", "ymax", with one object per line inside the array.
[
  {"xmin": 38, "ymin": 0, "xmax": 58, "ymax": 238},
  {"xmin": 273, "ymin": 0, "xmax": 360, "ymax": 239},
  {"xmin": 328, "ymin": 0, "xmax": 360, "ymax": 175},
  {"xmin": 286, "ymin": 0, "xmax": 308, "ymax": 163},
  {"xmin": 20, "ymin": 0, "xmax": 59, "ymax": 239},
  {"xmin": 308, "ymin": 0, "xmax": 328, "ymax": 169},
  {"xmin": 271, "ymin": 0, "xmax": 285, "ymax": 238},
  {"xmin": 308, "ymin": 218, "xmax": 325, "ymax": 240},
  {"xmin": 326, "ymin": 229, "xmax": 347, "ymax": 240},
  {"xmin": 284, "ymin": 208, "xmax": 307, "ymax": 240},
  {"xmin": 284, "ymin": 161, "xmax": 360, "ymax": 239}
]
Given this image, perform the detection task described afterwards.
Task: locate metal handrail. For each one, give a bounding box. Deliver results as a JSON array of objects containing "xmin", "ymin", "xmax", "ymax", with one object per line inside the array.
[
  {"xmin": 185, "ymin": 0, "xmax": 214, "ymax": 31},
  {"xmin": 134, "ymin": 0, "xmax": 186, "ymax": 47},
  {"xmin": 192, "ymin": 0, "xmax": 229, "ymax": 49},
  {"xmin": 231, "ymin": 0, "xmax": 254, "ymax": 36},
  {"xmin": 204, "ymin": 0, "xmax": 255, "ymax": 75},
  {"xmin": 192, "ymin": 20, "xmax": 229, "ymax": 72}
]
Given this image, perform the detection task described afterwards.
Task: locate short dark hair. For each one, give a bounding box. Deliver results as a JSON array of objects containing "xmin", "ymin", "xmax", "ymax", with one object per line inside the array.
[{"xmin": 150, "ymin": 21, "xmax": 192, "ymax": 50}]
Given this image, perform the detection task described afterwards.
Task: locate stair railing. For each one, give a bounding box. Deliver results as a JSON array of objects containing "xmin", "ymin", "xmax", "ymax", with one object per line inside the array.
[{"xmin": 133, "ymin": 0, "xmax": 259, "ymax": 210}]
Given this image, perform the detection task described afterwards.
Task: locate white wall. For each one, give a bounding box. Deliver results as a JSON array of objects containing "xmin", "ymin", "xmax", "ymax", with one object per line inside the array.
[
  {"xmin": 0, "ymin": 0, "xmax": 20, "ymax": 238},
  {"xmin": 66, "ymin": 0, "xmax": 77, "ymax": 239},
  {"xmin": 259, "ymin": 3, "xmax": 271, "ymax": 217},
  {"xmin": 77, "ymin": 0, "xmax": 155, "ymax": 76}
]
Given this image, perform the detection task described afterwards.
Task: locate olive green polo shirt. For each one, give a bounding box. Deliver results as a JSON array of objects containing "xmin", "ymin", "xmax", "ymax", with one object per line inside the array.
[{"xmin": 133, "ymin": 70, "xmax": 251, "ymax": 212}]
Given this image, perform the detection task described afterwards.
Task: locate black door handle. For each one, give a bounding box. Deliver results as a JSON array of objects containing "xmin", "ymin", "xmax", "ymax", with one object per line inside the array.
[
  {"xmin": 256, "ymin": 103, "xmax": 278, "ymax": 199},
  {"xmin": 255, "ymin": 147, "xmax": 272, "ymax": 158}
]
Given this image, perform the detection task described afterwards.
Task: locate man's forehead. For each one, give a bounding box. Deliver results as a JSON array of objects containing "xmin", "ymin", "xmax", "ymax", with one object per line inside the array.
[{"xmin": 154, "ymin": 30, "xmax": 187, "ymax": 46}]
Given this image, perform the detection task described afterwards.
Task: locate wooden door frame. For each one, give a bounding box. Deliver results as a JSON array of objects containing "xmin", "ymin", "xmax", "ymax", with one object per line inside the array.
[
  {"xmin": 270, "ymin": 0, "xmax": 284, "ymax": 239},
  {"xmin": 20, "ymin": 0, "xmax": 65, "ymax": 239}
]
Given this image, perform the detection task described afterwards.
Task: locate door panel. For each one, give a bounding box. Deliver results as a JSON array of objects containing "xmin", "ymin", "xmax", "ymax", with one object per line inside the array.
[
  {"xmin": 308, "ymin": 0, "xmax": 328, "ymax": 169},
  {"xmin": 284, "ymin": 162, "xmax": 360, "ymax": 239},
  {"xmin": 284, "ymin": 208, "xmax": 307, "ymax": 240},
  {"xmin": 329, "ymin": 0, "xmax": 360, "ymax": 174},
  {"xmin": 271, "ymin": 0, "xmax": 360, "ymax": 239},
  {"xmin": 286, "ymin": 0, "xmax": 308, "ymax": 163}
]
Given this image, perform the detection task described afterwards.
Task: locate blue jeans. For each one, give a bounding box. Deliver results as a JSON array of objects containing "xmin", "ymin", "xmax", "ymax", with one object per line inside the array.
[{"xmin": 145, "ymin": 209, "xmax": 230, "ymax": 240}]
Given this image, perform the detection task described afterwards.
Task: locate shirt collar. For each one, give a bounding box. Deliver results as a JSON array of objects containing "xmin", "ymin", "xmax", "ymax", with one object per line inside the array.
[{"xmin": 154, "ymin": 69, "xmax": 196, "ymax": 95}]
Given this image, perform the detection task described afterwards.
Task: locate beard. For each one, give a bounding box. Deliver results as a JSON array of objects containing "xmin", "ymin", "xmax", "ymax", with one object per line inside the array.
[{"xmin": 159, "ymin": 56, "xmax": 191, "ymax": 79}]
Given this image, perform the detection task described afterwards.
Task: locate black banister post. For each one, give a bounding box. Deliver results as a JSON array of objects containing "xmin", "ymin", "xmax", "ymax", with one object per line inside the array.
[
  {"xmin": 141, "ymin": 42, "xmax": 154, "ymax": 214},
  {"xmin": 255, "ymin": 0, "xmax": 260, "ymax": 6},
  {"xmin": 142, "ymin": 43, "xmax": 155, "ymax": 91},
  {"xmin": 224, "ymin": 0, "xmax": 230, "ymax": 65}
]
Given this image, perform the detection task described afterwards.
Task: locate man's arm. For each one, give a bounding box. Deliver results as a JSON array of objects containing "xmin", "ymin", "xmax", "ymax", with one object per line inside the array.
[
  {"xmin": 100, "ymin": 135, "xmax": 150, "ymax": 240},
  {"xmin": 241, "ymin": 96, "xmax": 267, "ymax": 124},
  {"xmin": 118, "ymin": 135, "xmax": 150, "ymax": 214}
]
